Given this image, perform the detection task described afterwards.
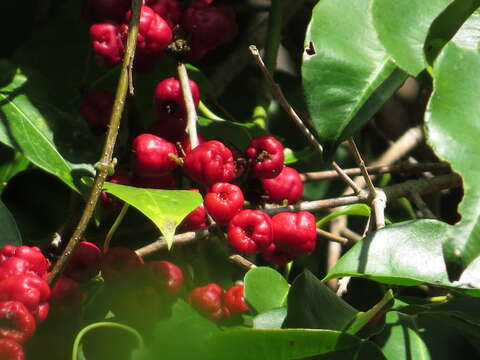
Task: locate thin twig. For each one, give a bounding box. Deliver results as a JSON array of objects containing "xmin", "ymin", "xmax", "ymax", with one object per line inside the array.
[
  {"xmin": 249, "ymin": 45, "xmax": 360, "ymax": 195},
  {"xmin": 47, "ymin": 0, "xmax": 143, "ymax": 286},
  {"xmin": 177, "ymin": 61, "xmax": 199, "ymax": 149},
  {"xmin": 103, "ymin": 203, "xmax": 130, "ymax": 253},
  {"xmin": 228, "ymin": 255, "xmax": 257, "ymax": 270},
  {"xmin": 300, "ymin": 162, "xmax": 450, "ymax": 182},
  {"xmin": 409, "ymin": 192, "xmax": 437, "ymax": 219},
  {"xmin": 340, "ymin": 228, "xmax": 363, "ymax": 242},
  {"xmin": 348, "ymin": 139, "xmax": 377, "ymax": 197},
  {"xmin": 316, "ymin": 228, "xmax": 350, "ymax": 245}
]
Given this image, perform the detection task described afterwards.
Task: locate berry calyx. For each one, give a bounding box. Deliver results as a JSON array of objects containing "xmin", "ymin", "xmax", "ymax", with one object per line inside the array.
[
  {"xmin": 90, "ymin": 22, "xmax": 125, "ymax": 67},
  {"xmin": 153, "ymin": 77, "xmax": 200, "ymax": 118},
  {"xmin": 79, "ymin": 89, "xmax": 114, "ymax": 135},
  {"xmin": 183, "ymin": 140, "xmax": 235, "ymax": 186},
  {"xmin": 187, "ymin": 284, "xmax": 229, "ymax": 321},
  {"xmin": 64, "ymin": 241, "xmax": 102, "ymax": 283},
  {"xmin": 261, "ymin": 166, "xmax": 303, "ymax": 204},
  {"xmin": 0, "ymin": 301, "xmax": 36, "ymax": 344},
  {"xmin": 223, "ymin": 284, "xmax": 248, "ymax": 315},
  {"xmin": 246, "ymin": 136, "xmax": 284, "ymax": 179},
  {"xmin": 132, "ymin": 134, "xmax": 178, "ymax": 177},
  {"xmin": 271, "ymin": 211, "xmax": 317, "ymax": 256},
  {"xmin": 204, "ymin": 182, "xmax": 244, "ymax": 225},
  {"xmin": 146, "ymin": 261, "xmax": 184, "ymax": 297},
  {"xmin": 227, "ymin": 210, "xmax": 273, "ymax": 254}
]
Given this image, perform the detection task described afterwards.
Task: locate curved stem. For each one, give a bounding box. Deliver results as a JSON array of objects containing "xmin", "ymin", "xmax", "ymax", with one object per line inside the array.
[
  {"xmin": 47, "ymin": 0, "xmax": 143, "ymax": 286},
  {"xmin": 71, "ymin": 322, "xmax": 144, "ymax": 360},
  {"xmin": 103, "ymin": 203, "xmax": 130, "ymax": 253}
]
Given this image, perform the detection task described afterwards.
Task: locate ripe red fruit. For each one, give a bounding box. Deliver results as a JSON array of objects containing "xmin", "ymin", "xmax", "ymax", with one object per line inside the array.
[
  {"xmin": 261, "ymin": 166, "xmax": 303, "ymax": 204},
  {"xmin": 49, "ymin": 277, "xmax": 84, "ymax": 315},
  {"xmin": 144, "ymin": 0, "xmax": 182, "ymax": 29},
  {"xmin": 134, "ymin": 173, "xmax": 177, "ymax": 190},
  {"xmin": 246, "ymin": 136, "xmax": 284, "ymax": 179},
  {"xmin": 64, "ymin": 241, "xmax": 102, "ymax": 282},
  {"xmin": 204, "ymin": 182, "xmax": 244, "ymax": 225},
  {"xmin": 0, "ymin": 246, "xmax": 49, "ymax": 278},
  {"xmin": 271, "ymin": 211, "xmax": 317, "ymax": 256},
  {"xmin": 187, "ymin": 284, "xmax": 229, "ymax": 321},
  {"xmin": 83, "ymin": 0, "xmax": 130, "ymax": 24},
  {"xmin": 183, "ymin": 140, "xmax": 235, "ymax": 186},
  {"xmin": 0, "ymin": 301, "xmax": 36, "ymax": 344},
  {"xmin": 0, "ymin": 274, "xmax": 50, "ymax": 321},
  {"xmin": 181, "ymin": 189, "xmax": 207, "ymax": 231},
  {"xmin": 224, "ymin": 284, "xmax": 248, "ymax": 315},
  {"xmin": 261, "ymin": 243, "xmax": 293, "ymax": 265},
  {"xmin": 121, "ymin": 6, "xmax": 172, "ymax": 57},
  {"xmin": 132, "ymin": 134, "xmax": 178, "ymax": 177},
  {"xmin": 0, "ymin": 258, "xmax": 31, "ymax": 282},
  {"xmin": 0, "ymin": 338, "xmax": 25, "ymax": 360},
  {"xmin": 153, "ymin": 77, "xmax": 200, "ymax": 118},
  {"xmin": 100, "ymin": 248, "xmax": 144, "ymax": 284},
  {"xmin": 90, "ymin": 22, "xmax": 125, "ymax": 67},
  {"xmin": 146, "ymin": 261, "xmax": 183, "ymax": 297},
  {"xmin": 227, "ymin": 210, "xmax": 273, "ymax": 254},
  {"xmin": 79, "ymin": 89, "xmax": 114, "ymax": 135},
  {"xmin": 180, "ymin": 134, "xmax": 205, "ymax": 155},
  {"xmin": 182, "ymin": 2, "xmax": 238, "ymax": 61}
]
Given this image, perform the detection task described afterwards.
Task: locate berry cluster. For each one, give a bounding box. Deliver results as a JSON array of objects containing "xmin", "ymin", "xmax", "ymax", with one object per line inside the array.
[
  {"xmin": 187, "ymin": 283, "xmax": 248, "ymax": 321},
  {"xmin": 0, "ymin": 245, "xmax": 50, "ymax": 359},
  {"xmin": 85, "ymin": 0, "xmax": 238, "ymax": 70}
]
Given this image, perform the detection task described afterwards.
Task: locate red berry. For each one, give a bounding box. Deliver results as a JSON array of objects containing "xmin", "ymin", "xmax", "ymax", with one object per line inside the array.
[
  {"xmin": 0, "ymin": 301, "xmax": 36, "ymax": 344},
  {"xmin": 183, "ymin": 140, "xmax": 235, "ymax": 186},
  {"xmin": 224, "ymin": 284, "xmax": 248, "ymax": 315},
  {"xmin": 180, "ymin": 134, "xmax": 205, "ymax": 155},
  {"xmin": 134, "ymin": 173, "xmax": 177, "ymax": 190},
  {"xmin": 181, "ymin": 189, "xmax": 207, "ymax": 231},
  {"xmin": 83, "ymin": 0, "xmax": 130, "ymax": 24},
  {"xmin": 271, "ymin": 212, "xmax": 317, "ymax": 256},
  {"xmin": 204, "ymin": 182, "xmax": 244, "ymax": 225},
  {"xmin": 227, "ymin": 210, "xmax": 273, "ymax": 254},
  {"xmin": 132, "ymin": 134, "xmax": 178, "ymax": 177},
  {"xmin": 0, "ymin": 339, "xmax": 25, "ymax": 360},
  {"xmin": 0, "ymin": 258, "xmax": 31, "ymax": 282},
  {"xmin": 261, "ymin": 243, "xmax": 293, "ymax": 265},
  {"xmin": 0, "ymin": 246, "xmax": 49, "ymax": 278},
  {"xmin": 64, "ymin": 241, "xmax": 102, "ymax": 282},
  {"xmin": 187, "ymin": 284, "xmax": 229, "ymax": 321},
  {"xmin": 246, "ymin": 136, "xmax": 284, "ymax": 179},
  {"xmin": 121, "ymin": 6, "xmax": 172, "ymax": 57},
  {"xmin": 146, "ymin": 261, "xmax": 183, "ymax": 297},
  {"xmin": 182, "ymin": 2, "xmax": 238, "ymax": 61},
  {"xmin": 50, "ymin": 277, "xmax": 84, "ymax": 315},
  {"xmin": 153, "ymin": 77, "xmax": 200, "ymax": 118},
  {"xmin": 0, "ymin": 274, "xmax": 50, "ymax": 322},
  {"xmin": 90, "ymin": 22, "xmax": 125, "ymax": 67},
  {"xmin": 79, "ymin": 89, "xmax": 114, "ymax": 135},
  {"xmin": 101, "ymin": 248, "xmax": 144, "ymax": 284},
  {"xmin": 144, "ymin": 0, "xmax": 182, "ymax": 29},
  {"xmin": 261, "ymin": 166, "xmax": 303, "ymax": 204}
]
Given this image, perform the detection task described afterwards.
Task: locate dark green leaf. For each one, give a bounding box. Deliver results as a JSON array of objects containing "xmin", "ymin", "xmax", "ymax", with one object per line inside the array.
[
  {"xmin": 303, "ymin": 0, "xmax": 407, "ymax": 159},
  {"xmin": 244, "ymin": 267, "xmax": 290, "ymax": 314},
  {"xmin": 284, "ymin": 270, "xmax": 358, "ymax": 330},
  {"xmin": 425, "ymin": 13, "xmax": 480, "ymax": 266},
  {"xmin": 253, "ymin": 307, "xmax": 287, "ymax": 329},
  {"xmin": 0, "ymin": 200, "xmax": 21, "ymax": 246},
  {"xmin": 372, "ymin": 0, "xmax": 454, "ymax": 75},
  {"xmin": 0, "ymin": 148, "xmax": 29, "ymax": 193},
  {"xmin": 102, "ymin": 182, "xmax": 203, "ymax": 249}
]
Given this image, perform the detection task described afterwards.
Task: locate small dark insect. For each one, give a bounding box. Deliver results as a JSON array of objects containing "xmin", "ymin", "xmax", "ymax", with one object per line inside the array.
[{"xmin": 305, "ymin": 41, "xmax": 316, "ymax": 56}]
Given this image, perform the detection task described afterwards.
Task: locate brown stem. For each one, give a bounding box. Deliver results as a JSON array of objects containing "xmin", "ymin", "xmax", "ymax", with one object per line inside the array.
[
  {"xmin": 228, "ymin": 255, "xmax": 257, "ymax": 270},
  {"xmin": 47, "ymin": 0, "xmax": 143, "ymax": 286},
  {"xmin": 316, "ymin": 228, "xmax": 350, "ymax": 245},
  {"xmin": 177, "ymin": 61, "xmax": 199, "ymax": 149}
]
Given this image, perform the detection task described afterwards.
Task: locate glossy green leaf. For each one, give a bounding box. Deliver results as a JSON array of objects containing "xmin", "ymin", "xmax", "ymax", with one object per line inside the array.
[
  {"xmin": 303, "ymin": 0, "xmax": 407, "ymax": 158},
  {"xmin": 284, "ymin": 270, "xmax": 358, "ymax": 330},
  {"xmin": 0, "ymin": 200, "xmax": 21, "ymax": 246},
  {"xmin": 372, "ymin": 0, "xmax": 454, "ymax": 75},
  {"xmin": 0, "ymin": 61, "xmax": 96, "ymax": 192},
  {"xmin": 425, "ymin": 13, "xmax": 480, "ymax": 266},
  {"xmin": 317, "ymin": 204, "xmax": 371, "ymax": 228},
  {"xmin": 244, "ymin": 267, "xmax": 290, "ymax": 313},
  {"xmin": 102, "ymin": 182, "xmax": 203, "ymax": 249},
  {"xmin": 205, "ymin": 329, "xmax": 362, "ymax": 360},
  {"xmin": 0, "ymin": 148, "xmax": 29, "ymax": 193},
  {"xmin": 283, "ymin": 147, "xmax": 315, "ymax": 165},
  {"xmin": 253, "ymin": 307, "xmax": 287, "ymax": 329}
]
